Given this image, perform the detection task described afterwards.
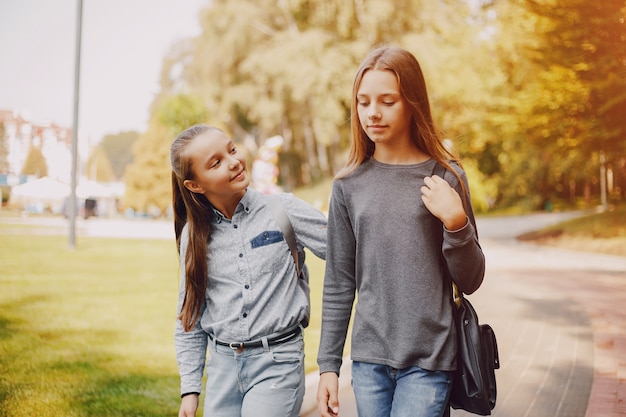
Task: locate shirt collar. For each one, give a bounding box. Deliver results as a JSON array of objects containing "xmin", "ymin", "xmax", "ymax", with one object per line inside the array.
[{"xmin": 211, "ymin": 188, "xmax": 256, "ymax": 223}]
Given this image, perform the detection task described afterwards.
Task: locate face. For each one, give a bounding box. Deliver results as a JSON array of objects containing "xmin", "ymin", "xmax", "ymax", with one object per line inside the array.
[
  {"xmin": 182, "ymin": 130, "xmax": 249, "ymax": 203},
  {"xmin": 356, "ymin": 69, "xmax": 412, "ymax": 148}
]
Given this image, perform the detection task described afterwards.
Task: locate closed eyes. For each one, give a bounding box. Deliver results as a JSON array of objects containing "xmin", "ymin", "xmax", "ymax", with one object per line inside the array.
[
  {"xmin": 210, "ymin": 146, "xmax": 238, "ymax": 168},
  {"xmin": 357, "ymin": 101, "xmax": 396, "ymax": 107}
]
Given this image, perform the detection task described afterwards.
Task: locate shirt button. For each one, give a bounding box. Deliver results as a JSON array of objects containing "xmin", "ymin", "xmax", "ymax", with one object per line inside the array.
[
  {"xmin": 233, "ymin": 224, "xmax": 238, "ymax": 229},
  {"xmin": 239, "ymin": 253, "xmax": 243, "ymax": 258},
  {"xmin": 243, "ymin": 312, "xmax": 248, "ymax": 318},
  {"xmin": 244, "ymin": 284, "xmax": 250, "ymax": 289}
]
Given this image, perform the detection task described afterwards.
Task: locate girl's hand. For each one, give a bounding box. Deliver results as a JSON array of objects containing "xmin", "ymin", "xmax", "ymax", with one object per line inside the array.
[
  {"xmin": 421, "ymin": 175, "xmax": 467, "ymax": 231},
  {"xmin": 317, "ymin": 372, "xmax": 340, "ymax": 417},
  {"xmin": 179, "ymin": 394, "xmax": 199, "ymax": 417}
]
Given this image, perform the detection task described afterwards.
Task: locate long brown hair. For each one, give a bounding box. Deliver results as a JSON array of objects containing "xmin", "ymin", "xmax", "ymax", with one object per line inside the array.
[
  {"xmin": 170, "ymin": 124, "xmax": 219, "ymax": 331},
  {"xmin": 339, "ymin": 45, "xmax": 466, "ymax": 198}
]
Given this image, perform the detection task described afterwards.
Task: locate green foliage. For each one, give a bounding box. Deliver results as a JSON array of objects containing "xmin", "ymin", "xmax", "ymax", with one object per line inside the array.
[
  {"xmin": 123, "ymin": 124, "xmax": 173, "ymax": 216},
  {"xmin": 99, "ymin": 131, "xmax": 139, "ymax": 180},
  {"xmin": 20, "ymin": 146, "xmax": 47, "ymax": 178},
  {"xmin": 523, "ymin": 0, "xmax": 626, "ymax": 155},
  {"xmin": 133, "ymin": 0, "xmax": 625, "ymax": 212},
  {"xmin": 85, "ymin": 146, "xmax": 116, "ymax": 182},
  {"xmin": 123, "ymin": 94, "xmax": 209, "ymax": 215},
  {"xmin": 153, "ymin": 94, "xmax": 210, "ymax": 134},
  {"xmin": 462, "ymin": 159, "xmax": 499, "ymax": 213},
  {"xmin": 467, "ymin": 0, "xmax": 626, "ymax": 209},
  {"xmin": 161, "ymin": 0, "xmax": 480, "ymax": 188}
]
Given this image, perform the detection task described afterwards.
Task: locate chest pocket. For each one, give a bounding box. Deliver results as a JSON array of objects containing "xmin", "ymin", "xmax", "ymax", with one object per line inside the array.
[
  {"xmin": 251, "ymin": 230, "xmax": 287, "ymax": 274},
  {"xmin": 250, "ymin": 230, "xmax": 284, "ymax": 248}
]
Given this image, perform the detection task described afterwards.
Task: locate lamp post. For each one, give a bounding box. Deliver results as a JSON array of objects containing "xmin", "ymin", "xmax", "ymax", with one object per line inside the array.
[{"xmin": 68, "ymin": 0, "xmax": 83, "ymax": 249}]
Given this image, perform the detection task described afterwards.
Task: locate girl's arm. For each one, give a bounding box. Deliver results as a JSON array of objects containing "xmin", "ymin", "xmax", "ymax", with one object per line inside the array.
[
  {"xmin": 422, "ymin": 168, "xmax": 485, "ymax": 294},
  {"xmin": 174, "ymin": 232, "xmax": 208, "ymax": 396},
  {"xmin": 279, "ymin": 193, "xmax": 328, "ymax": 261},
  {"xmin": 317, "ymin": 182, "xmax": 357, "ymax": 375}
]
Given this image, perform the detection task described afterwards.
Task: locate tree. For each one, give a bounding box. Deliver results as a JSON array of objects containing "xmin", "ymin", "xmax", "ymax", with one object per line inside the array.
[
  {"xmin": 524, "ymin": 0, "xmax": 626, "ymax": 148},
  {"xmin": 21, "ymin": 146, "xmax": 48, "ymax": 178},
  {"xmin": 99, "ymin": 130, "xmax": 139, "ymax": 180},
  {"xmin": 507, "ymin": 0, "xmax": 626, "ymax": 206},
  {"xmin": 123, "ymin": 94, "xmax": 209, "ymax": 215},
  {"xmin": 147, "ymin": 0, "xmax": 624, "ymax": 210},
  {"xmin": 164, "ymin": 0, "xmax": 481, "ymax": 188},
  {"xmin": 85, "ymin": 145, "xmax": 116, "ymax": 182}
]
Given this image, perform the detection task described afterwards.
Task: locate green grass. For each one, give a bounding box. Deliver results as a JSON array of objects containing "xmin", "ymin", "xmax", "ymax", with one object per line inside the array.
[
  {"xmin": 0, "ymin": 234, "xmax": 182, "ymax": 416},
  {"xmin": 517, "ymin": 204, "xmax": 626, "ymax": 257},
  {"xmin": 0, "ymin": 231, "xmax": 329, "ymax": 416},
  {"xmin": 520, "ymin": 204, "xmax": 626, "ymax": 239},
  {"xmin": 292, "ymin": 178, "xmax": 333, "ymax": 213},
  {"xmin": 545, "ymin": 204, "xmax": 626, "ymax": 238}
]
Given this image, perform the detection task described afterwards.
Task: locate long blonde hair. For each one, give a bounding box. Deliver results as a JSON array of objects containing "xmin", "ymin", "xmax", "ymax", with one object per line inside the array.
[
  {"xmin": 339, "ymin": 46, "xmax": 464, "ymax": 194},
  {"xmin": 170, "ymin": 124, "xmax": 220, "ymax": 331}
]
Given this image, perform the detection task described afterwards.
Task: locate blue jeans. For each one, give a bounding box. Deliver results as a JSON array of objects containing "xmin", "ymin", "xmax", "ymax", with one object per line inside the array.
[
  {"xmin": 351, "ymin": 361, "xmax": 452, "ymax": 417},
  {"xmin": 204, "ymin": 334, "xmax": 305, "ymax": 417}
]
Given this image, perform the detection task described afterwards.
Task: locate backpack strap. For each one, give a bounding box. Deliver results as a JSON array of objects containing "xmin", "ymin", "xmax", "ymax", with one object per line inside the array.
[
  {"xmin": 264, "ymin": 194, "xmax": 302, "ymax": 279},
  {"xmin": 431, "ymin": 160, "xmax": 447, "ymax": 179},
  {"xmin": 430, "ymin": 161, "xmax": 462, "ymax": 304}
]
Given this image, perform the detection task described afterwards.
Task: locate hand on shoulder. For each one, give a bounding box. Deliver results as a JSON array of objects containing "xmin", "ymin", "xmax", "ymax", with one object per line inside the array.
[{"xmin": 421, "ymin": 175, "xmax": 467, "ymax": 231}]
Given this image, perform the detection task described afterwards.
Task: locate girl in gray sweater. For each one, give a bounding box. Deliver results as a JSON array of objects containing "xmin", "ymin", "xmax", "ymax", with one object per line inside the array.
[{"xmin": 316, "ymin": 46, "xmax": 485, "ymax": 417}]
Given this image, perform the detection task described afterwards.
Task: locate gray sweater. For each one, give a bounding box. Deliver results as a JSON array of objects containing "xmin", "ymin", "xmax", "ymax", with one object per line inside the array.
[{"xmin": 317, "ymin": 158, "xmax": 485, "ymax": 375}]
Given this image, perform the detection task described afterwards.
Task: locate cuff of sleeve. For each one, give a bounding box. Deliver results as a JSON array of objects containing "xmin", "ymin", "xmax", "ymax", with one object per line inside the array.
[
  {"xmin": 318, "ymin": 361, "xmax": 342, "ymax": 376},
  {"xmin": 181, "ymin": 392, "xmax": 200, "ymax": 398},
  {"xmin": 443, "ymin": 216, "xmax": 469, "ymax": 233},
  {"xmin": 180, "ymin": 380, "xmax": 203, "ymax": 397},
  {"xmin": 443, "ymin": 217, "xmax": 476, "ymax": 246}
]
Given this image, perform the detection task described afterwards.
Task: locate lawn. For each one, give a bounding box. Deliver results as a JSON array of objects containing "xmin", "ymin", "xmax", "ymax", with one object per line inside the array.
[
  {"xmin": 518, "ymin": 203, "xmax": 626, "ymax": 257},
  {"xmin": 0, "ymin": 230, "xmax": 328, "ymax": 416}
]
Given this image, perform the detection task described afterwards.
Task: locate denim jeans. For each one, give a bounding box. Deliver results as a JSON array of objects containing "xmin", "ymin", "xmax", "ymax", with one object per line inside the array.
[
  {"xmin": 204, "ymin": 334, "xmax": 305, "ymax": 417},
  {"xmin": 351, "ymin": 361, "xmax": 452, "ymax": 417}
]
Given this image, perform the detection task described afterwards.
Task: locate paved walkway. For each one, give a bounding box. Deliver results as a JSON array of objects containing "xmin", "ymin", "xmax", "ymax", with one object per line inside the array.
[{"xmin": 301, "ymin": 213, "xmax": 626, "ymax": 417}]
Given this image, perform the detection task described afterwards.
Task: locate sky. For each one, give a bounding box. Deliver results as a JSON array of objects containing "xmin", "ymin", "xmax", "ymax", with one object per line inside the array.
[{"xmin": 0, "ymin": 0, "xmax": 206, "ymax": 145}]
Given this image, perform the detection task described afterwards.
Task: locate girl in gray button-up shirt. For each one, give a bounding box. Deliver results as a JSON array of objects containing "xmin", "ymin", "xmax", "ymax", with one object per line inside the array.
[{"xmin": 170, "ymin": 125, "xmax": 326, "ymax": 417}]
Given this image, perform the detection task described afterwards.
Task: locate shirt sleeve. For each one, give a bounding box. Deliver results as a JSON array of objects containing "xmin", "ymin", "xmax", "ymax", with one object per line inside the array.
[
  {"xmin": 174, "ymin": 228, "xmax": 209, "ymax": 395},
  {"xmin": 316, "ymin": 182, "xmax": 356, "ymax": 375},
  {"xmin": 280, "ymin": 193, "xmax": 328, "ymax": 261},
  {"xmin": 442, "ymin": 167, "xmax": 485, "ymax": 295}
]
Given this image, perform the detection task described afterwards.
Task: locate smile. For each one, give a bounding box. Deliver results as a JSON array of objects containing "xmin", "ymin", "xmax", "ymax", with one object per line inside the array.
[{"xmin": 231, "ymin": 170, "xmax": 245, "ymax": 181}]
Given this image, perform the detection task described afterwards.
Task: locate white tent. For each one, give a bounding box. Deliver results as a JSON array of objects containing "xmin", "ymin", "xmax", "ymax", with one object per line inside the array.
[
  {"xmin": 9, "ymin": 177, "xmax": 70, "ymax": 213},
  {"xmin": 10, "ymin": 177, "xmax": 70, "ymax": 199},
  {"xmin": 76, "ymin": 180, "xmax": 116, "ymax": 199},
  {"xmin": 10, "ymin": 177, "xmax": 123, "ymax": 215}
]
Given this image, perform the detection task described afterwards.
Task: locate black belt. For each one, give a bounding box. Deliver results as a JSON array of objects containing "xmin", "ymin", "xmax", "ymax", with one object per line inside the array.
[{"xmin": 212, "ymin": 325, "xmax": 301, "ymax": 350}]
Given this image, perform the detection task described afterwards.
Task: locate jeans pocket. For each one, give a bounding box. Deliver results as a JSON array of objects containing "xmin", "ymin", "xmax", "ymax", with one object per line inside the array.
[{"xmin": 270, "ymin": 337, "xmax": 304, "ymax": 364}]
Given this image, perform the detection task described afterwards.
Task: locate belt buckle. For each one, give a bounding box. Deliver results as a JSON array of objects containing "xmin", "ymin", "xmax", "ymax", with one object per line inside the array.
[{"xmin": 228, "ymin": 342, "xmax": 244, "ymax": 352}]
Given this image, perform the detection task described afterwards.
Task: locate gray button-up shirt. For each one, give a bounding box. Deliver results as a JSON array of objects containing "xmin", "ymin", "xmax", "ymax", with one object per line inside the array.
[{"xmin": 175, "ymin": 188, "xmax": 327, "ymax": 394}]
